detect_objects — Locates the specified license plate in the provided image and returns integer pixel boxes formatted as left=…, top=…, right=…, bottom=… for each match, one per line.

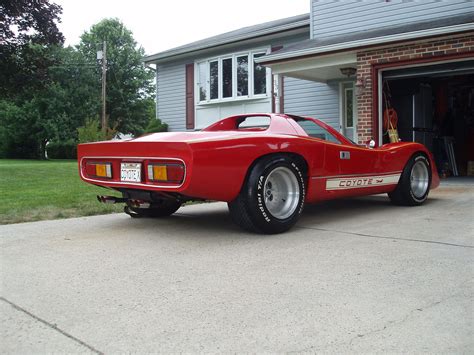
left=121, top=163, right=141, bottom=182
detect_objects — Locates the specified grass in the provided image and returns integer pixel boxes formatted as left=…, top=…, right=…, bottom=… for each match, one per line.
left=0, top=159, right=123, bottom=224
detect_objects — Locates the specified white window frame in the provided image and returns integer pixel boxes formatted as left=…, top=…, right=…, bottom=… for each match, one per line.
left=195, top=47, right=271, bottom=105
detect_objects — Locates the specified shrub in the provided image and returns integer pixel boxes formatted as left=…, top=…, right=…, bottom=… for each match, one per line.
left=46, top=139, right=77, bottom=159
left=144, top=118, right=168, bottom=134
left=0, top=100, right=41, bottom=158
left=77, top=118, right=107, bottom=143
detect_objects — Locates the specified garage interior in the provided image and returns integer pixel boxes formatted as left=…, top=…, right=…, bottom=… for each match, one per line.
left=383, top=60, right=474, bottom=177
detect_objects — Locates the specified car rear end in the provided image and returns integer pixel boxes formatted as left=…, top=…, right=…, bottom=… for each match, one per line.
left=78, top=139, right=195, bottom=209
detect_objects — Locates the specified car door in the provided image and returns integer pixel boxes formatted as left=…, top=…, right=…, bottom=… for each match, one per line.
left=317, top=140, right=380, bottom=199
left=290, top=116, right=385, bottom=201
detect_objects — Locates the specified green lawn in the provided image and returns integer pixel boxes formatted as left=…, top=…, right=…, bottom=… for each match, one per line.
left=0, top=159, right=123, bottom=224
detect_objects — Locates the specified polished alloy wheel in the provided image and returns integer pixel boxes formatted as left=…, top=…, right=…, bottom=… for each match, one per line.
left=264, top=167, right=300, bottom=219
left=410, top=160, right=429, bottom=198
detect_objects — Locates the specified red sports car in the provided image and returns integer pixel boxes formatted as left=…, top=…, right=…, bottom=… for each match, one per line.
left=78, top=114, right=439, bottom=234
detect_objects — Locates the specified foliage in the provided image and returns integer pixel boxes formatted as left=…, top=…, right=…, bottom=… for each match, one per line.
left=77, top=118, right=107, bottom=143
left=47, top=46, right=101, bottom=135
left=0, top=0, right=64, bottom=99
left=144, top=118, right=168, bottom=134
left=46, top=139, right=77, bottom=159
left=0, top=48, right=95, bottom=159
left=78, top=18, right=155, bottom=135
left=0, top=160, right=122, bottom=224
left=0, top=99, right=42, bottom=158
left=0, top=13, right=157, bottom=158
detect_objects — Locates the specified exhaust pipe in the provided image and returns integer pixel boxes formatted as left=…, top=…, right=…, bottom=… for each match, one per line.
left=97, top=195, right=127, bottom=204
left=128, top=199, right=151, bottom=209
left=123, top=200, right=152, bottom=218
left=97, top=195, right=151, bottom=209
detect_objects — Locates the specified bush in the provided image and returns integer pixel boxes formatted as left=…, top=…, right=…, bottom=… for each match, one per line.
left=144, top=118, right=168, bottom=134
left=77, top=118, right=107, bottom=143
left=0, top=99, right=41, bottom=158
left=46, top=139, right=77, bottom=159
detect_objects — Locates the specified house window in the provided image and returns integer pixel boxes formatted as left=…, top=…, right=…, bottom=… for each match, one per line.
left=253, top=53, right=266, bottom=95
left=209, top=60, right=218, bottom=100
left=222, top=58, right=233, bottom=98
left=345, top=88, right=354, bottom=128
left=237, top=55, right=248, bottom=96
left=197, top=62, right=207, bottom=101
left=196, top=49, right=268, bottom=103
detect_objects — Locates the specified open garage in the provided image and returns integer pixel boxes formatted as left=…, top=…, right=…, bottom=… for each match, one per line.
left=383, top=59, right=474, bottom=177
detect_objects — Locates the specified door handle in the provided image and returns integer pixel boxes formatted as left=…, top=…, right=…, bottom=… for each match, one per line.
left=340, top=151, right=351, bottom=160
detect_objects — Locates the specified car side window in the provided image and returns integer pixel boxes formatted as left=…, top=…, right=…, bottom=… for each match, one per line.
left=295, top=120, right=341, bottom=144
left=237, top=115, right=270, bottom=130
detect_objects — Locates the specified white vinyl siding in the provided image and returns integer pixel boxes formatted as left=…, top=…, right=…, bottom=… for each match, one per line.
left=156, top=61, right=186, bottom=131
left=311, top=0, right=473, bottom=39
left=284, top=77, right=340, bottom=130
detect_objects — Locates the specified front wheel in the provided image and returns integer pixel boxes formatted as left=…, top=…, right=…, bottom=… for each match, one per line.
left=228, top=155, right=306, bottom=234
left=388, top=153, right=431, bottom=206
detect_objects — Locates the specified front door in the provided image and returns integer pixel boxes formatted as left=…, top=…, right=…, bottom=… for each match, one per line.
left=341, top=82, right=357, bottom=142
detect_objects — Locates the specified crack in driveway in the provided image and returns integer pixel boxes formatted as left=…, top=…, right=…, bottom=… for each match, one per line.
left=1, top=297, right=104, bottom=354
left=296, top=225, right=474, bottom=249
left=290, top=279, right=473, bottom=353
left=346, top=280, right=473, bottom=347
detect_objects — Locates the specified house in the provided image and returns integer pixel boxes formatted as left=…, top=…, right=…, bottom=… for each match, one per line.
left=144, top=1, right=474, bottom=176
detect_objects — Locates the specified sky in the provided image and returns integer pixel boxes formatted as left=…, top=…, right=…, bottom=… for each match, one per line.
left=53, top=0, right=309, bottom=56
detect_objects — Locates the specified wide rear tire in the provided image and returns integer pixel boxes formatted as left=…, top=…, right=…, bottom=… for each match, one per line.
left=228, top=155, right=306, bottom=234
left=388, top=153, right=431, bottom=206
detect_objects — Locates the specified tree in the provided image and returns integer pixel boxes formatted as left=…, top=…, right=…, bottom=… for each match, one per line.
left=0, top=45, right=96, bottom=158
left=78, top=18, right=155, bottom=136
left=0, top=13, right=157, bottom=158
left=0, top=0, right=66, bottom=158
left=0, top=0, right=64, bottom=99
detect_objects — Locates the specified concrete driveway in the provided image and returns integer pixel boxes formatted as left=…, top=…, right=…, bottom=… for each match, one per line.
left=1, top=184, right=473, bottom=353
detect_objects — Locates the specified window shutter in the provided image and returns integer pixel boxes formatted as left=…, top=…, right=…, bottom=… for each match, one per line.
left=185, top=63, right=195, bottom=130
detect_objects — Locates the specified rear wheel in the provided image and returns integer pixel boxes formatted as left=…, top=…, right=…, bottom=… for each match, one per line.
left=228, top=155, right=306, bottom=234
left=388, top=153, right=431, bottom=206
left=124, top=199, right=181, bottom=218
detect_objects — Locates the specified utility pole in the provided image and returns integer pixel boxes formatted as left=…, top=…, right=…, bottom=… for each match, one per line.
left=100, top=41, right=107, bottom=134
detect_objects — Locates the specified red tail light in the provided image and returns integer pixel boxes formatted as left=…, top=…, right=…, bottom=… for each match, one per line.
left=85, top=162, right=112, bottom=179
left=147, top=162, right=185, bottom=184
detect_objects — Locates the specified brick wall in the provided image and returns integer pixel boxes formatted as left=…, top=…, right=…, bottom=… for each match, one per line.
left=356, top=33, right=474, bottom=144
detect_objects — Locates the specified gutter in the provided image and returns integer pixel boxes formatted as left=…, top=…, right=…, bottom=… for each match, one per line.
left=143, top=18, right=310, bottom=63
left=256, top=23, right=474, bottom=64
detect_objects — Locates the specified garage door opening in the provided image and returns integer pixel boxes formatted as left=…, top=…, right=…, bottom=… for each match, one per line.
left=382, top=60, right=474, bottom=177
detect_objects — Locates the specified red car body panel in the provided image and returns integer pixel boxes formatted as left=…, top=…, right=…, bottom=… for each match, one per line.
left=78, top=114, right=439, bottom=202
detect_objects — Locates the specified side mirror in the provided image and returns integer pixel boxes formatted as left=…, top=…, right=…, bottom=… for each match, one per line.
left=367, top=139, right=376, bottom=149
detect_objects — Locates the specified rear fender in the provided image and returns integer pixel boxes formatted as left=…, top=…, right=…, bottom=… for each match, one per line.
left=184, top=137, right=314, bottom=202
